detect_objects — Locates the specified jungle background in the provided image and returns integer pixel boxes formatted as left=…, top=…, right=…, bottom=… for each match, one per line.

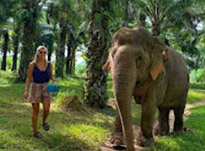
left=0, top=0, right=205, bottom=151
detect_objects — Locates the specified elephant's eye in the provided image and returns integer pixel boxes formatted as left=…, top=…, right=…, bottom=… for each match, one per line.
left=138, top=56, right=142, bottom=60
left=111, top=49, right=116, bottom=58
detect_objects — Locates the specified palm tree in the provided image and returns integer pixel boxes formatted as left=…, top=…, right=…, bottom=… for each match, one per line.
left=55, top=13, right=67, bottom=77
left=52, top=0, right=73, bottom=77
left=66, top=30, right=78, bottom=75
left=0, top=0, right=15, bottom=25
left=18, top=0, right=46, bottom=81
left=12, top=23, right=21, bottom=71
left=138, top=11, right=146, bottom=27
left=35, top=23, right=54, bottom=62
left=135, top=0, right=195, bottom=36
left=1, top=30, right=9, bottom=71
left=0, top=0, right=19, bottom=71
left=167, top=2, right=205, bottom=70
left=83, top=0, right=111, bottom=108
left=45, top=1, right=59, bottom=61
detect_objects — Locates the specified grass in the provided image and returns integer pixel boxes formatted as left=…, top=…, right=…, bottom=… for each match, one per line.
left=0, top=84, right=114, bottom=151
left=188, top=83, right=205, bottom=103
left=187, top=89, right=205, bottom=103
left=1, top=70, right=205, bottom=151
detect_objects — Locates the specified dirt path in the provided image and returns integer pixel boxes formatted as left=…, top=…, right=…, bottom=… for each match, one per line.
left=100, top=100, right=205, bottom=151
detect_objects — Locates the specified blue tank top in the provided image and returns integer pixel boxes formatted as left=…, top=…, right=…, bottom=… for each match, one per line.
left=33, top=62, right=50, bottom=83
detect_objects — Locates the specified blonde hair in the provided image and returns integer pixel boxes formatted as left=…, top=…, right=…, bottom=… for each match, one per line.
left=33, top=45, right=48, bottom=64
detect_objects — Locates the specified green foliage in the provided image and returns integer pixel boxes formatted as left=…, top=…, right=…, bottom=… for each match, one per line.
left=188, top=89, right=205, bottom=103
left=81, top=53, right=87, bottom=63
left=75, top=64, right=86, bottom=77
left=5, top=57, right=13, bottom=71
left=0, top=70, right=16, bottom=84
left=0, top=0, right=19, bottom=24
left=107, top=75, right=114, bottom=98
left=190, top=69, right=205, bottom=84
left=190, top=83, right=205, bottom=90
left=188, top=83, right=205, bottom=104
left=160, top=0, right=205, bottom=70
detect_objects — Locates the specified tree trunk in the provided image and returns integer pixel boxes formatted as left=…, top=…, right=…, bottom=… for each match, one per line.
left=48, top=51, right=52, bottom=61
left=151, top=5, right=161, bottom=37
left=1, top=31, right=9, bottom=71
left=139, top=12, right=146, bottom=27
left=152, top=18, right=161, bottom=36
left=18, top=1, right=38, bottom=81
left=83, top=0, right=110, bottom=108
left=46, top=35, right=54, bottom=62
left=66, top=33, right=77, bottom=75
left=48, top=22, right=57, bottom=61
left=55, top=16, right=67, bottom=77
left=66, top=39, right=72, bottom=75
left=72, top=48, right=76, bottom=73
left=12, top=27, right=20, bottom=71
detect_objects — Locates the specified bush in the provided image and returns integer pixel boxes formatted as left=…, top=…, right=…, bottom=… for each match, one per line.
left=190, top=69, right=205, bottom=84
left=0, top=70, right=16, bottom=84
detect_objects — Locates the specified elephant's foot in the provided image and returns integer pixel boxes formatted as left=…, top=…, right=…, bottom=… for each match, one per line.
left=154, top=126, right=169, bottom=136
left=153, top=122, right=169, bottom=136
left=136, top=131, right=154, bottom=147
left=109, top=132, right=125, bottom=147
left=136, top=136, right=154, bottom=147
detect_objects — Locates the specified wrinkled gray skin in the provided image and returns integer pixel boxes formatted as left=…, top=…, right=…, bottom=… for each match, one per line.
left=103, top=27, right=189, bottom=151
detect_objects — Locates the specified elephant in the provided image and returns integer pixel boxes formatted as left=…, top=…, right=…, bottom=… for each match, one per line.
left=103, top=26, right=189, bottom=151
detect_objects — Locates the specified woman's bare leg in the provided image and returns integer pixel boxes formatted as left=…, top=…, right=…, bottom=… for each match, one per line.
left=32, top=103, right=40, bottom=133
left=42, top=100, right=50, bottom=124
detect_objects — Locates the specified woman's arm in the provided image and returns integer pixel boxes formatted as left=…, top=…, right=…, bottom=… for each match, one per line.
left=24, top=62, right=34, bottom=99
left=50, top=63, right=56, bottom=82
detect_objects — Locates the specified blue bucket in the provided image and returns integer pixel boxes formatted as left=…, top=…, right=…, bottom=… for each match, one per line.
left=47, top=84, right=60, bottom=93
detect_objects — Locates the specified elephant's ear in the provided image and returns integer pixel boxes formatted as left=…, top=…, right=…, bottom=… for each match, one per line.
left=150, top=37, right=168, bottom=80
left=150, top=60, right=165, bottom=80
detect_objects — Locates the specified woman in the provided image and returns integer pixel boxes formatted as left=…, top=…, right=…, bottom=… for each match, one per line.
left=24, top=46, right=56, bottom=138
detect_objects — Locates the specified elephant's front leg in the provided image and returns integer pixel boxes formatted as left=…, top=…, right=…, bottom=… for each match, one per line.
left=110, top=108, right=125, bottom=147
left=136, top=90, right=157, bottom=147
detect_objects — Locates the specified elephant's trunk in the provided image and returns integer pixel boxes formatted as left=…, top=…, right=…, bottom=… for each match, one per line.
left=112, top=48, right=137, bottom=151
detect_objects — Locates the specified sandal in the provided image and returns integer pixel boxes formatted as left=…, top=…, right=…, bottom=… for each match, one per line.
left=43, top=123, right=50, bottom=131
left=33, top=132, right=42, bottom=138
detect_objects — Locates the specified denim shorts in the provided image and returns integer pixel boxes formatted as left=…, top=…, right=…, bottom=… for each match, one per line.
left=28, top=82, right=51, bottom=103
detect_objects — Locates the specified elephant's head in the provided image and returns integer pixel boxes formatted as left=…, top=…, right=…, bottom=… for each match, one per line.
left=105, top=27, right=168, bottom=150
left=107, top=26, right=168, bottom=82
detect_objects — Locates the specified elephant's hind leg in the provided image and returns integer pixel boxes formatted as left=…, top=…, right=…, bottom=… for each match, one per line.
left=154, top=107, right=170, bottom=136
left=173, top=105, right=185, bottom=132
